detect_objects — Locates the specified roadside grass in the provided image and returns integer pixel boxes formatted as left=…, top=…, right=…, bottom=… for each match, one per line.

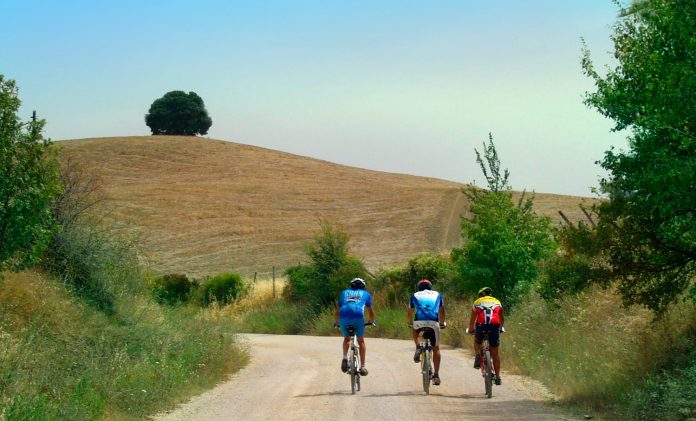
left=0, top=271, right=247, bottom=420
left=219, top=277, right=314, bottom=334
left=499, top=286, right=696, bottom=418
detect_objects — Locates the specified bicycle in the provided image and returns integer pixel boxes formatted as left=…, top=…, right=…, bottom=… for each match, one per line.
left=411, top=320, right=446, bottom=395
left=338, top=322, right=374, bottom=394
left=466, top=326, right=504, bottom=398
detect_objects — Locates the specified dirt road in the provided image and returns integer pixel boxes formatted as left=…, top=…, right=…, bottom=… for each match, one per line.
left=154, top=334, right=575, bottom=421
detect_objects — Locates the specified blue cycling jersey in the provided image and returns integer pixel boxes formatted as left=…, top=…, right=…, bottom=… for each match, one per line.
left=409, top=290, right=444, bottom=321
left=337, top=288, right=372, bottom=319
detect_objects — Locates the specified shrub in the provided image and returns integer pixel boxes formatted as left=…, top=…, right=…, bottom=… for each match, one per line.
left=43, top=223, right=142, bottom=314
left=374, top=253, right=458, bottom=303
left=284, top=221, right=366, bottom=311
left=150, top=273, right=199, bottom=305
left=199, top=272, right=248, bottom=307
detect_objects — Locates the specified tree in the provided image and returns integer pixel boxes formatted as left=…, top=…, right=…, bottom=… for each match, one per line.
left=0, top=75, right=61, bottom=271
left=579, top=0, right=696, bottom=311
left=284, top=220, right=366, bottom=310
left=145, top=91, right=212, bottom=136
left=454, top=134, right=555, bottom=307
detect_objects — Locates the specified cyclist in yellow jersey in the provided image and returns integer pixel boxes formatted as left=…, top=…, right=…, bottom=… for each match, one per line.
left=468, top=286, right=505, bottom=385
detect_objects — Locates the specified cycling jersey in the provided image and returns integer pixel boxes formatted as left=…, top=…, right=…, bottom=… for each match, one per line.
left=409, top=290, right=444, bottom=321
left=338, top=288, right=372, bottom=319
left=472, top=295, right=503, bottom=325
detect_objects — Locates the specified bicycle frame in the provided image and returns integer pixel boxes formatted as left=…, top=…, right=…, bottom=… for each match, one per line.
left=412, top=320, right=441, bottom=395
left=346, top=326, right=362, bottom=394
left=417, top=328, right=434, bottom=395
left=344, top=323, right=372, bottom=394
left=481, top=331, right=494, bottom=398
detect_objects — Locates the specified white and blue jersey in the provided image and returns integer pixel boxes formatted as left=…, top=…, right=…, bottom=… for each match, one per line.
left=338, top=288, right=372, bottom=336
left=409, top=290, right=444, bottom=321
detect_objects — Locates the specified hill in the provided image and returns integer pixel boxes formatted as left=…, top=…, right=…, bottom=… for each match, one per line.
left=58, top=136, right=594, bottom=277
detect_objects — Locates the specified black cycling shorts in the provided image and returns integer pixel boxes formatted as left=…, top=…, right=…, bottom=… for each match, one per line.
left=475, top=324, right=501, bottom=347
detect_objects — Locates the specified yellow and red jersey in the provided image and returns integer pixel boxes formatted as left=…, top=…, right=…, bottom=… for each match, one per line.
left=472, top=296, right=503, bottom=325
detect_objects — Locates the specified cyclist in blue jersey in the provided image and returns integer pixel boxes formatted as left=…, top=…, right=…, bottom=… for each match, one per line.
left=334, top=277, right=375, bottom=376
left=407, top=279, right=446, bottom=385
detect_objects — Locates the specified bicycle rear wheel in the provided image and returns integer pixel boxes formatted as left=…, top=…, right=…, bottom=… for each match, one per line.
left=422, top=349, right=431, bottom=395
left=484, top=350, right=493, bottom=398
left=350, top=349, right=359, bottom=394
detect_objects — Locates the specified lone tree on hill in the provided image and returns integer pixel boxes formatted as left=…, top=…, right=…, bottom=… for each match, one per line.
left=145, top=91, right=212, bottom=136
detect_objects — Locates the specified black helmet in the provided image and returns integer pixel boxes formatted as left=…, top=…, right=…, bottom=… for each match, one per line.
left=417, top=279, right=433, bottom=291
left=350, top=277, right=366, bottom=289
left=478, top=286, right=493, bottom=297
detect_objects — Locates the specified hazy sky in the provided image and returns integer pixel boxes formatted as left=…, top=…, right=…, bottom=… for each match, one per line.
left=2, top=1, right=629, bottom=196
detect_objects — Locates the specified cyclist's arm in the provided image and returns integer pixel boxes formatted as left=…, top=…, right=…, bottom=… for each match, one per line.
left=334, top=305, right=340, bottom=326
left=366, top=306, right=375, bottom=324
left=406, top=307, right=414, bottom=325
left=499, top=307, right=505, bottom=328
left=438, top=304, right=446, bottom=325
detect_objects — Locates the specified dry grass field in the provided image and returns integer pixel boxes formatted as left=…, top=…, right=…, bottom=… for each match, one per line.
left=58, top=136, right=595, bottom=277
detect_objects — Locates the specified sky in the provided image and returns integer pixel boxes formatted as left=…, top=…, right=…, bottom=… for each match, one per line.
left=2, top=1, right=630, bottom=196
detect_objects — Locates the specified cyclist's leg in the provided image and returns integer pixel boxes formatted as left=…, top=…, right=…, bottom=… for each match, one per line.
left=352, top=318, right=367, bottom=371
left=338, top=319, right=352, bottom=357
left=490, top=346, right=501, bottom=376
left=473, top=325, right=483, bottom=362
left=433, top=345, right=441, bottom=374
left=411, top=328, right=420, bottom=347
left=357, top=335, right=366, bottom=365
left=474, top=324, right=483, bottom=368
left=488, top=326, right=501, bottom=378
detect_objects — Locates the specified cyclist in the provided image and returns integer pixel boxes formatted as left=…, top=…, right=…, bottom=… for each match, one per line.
left=334, top=277, right=375, bottom=376
left=467, top=286, right=505, bottom=385
left=407, top=279, right=446, bottom=386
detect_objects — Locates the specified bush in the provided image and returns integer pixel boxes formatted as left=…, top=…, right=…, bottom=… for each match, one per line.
left=374, top=253, right=458, bottom=303
left=199, top=272, right=248, bottom=307
left=284, top=221, right=366, bottom=311
left=43, top=223, right=142, bottom=314
left=285, top=257, right=367, bottom=311
left=150, top=273, right=199, bottom=305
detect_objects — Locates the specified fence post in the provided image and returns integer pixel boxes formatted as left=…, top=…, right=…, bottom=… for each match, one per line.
left=272, top=266, right=276, bottom=299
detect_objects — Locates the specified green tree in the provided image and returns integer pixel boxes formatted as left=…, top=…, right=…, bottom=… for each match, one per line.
left=454, top=134, right=555, bottom=306
left=579, top=0, right=696, bottom=311
left=0, top=75, right=61, bottom=271
left=145, top=91, right=212, bottom=136
left=284, top=220, right=366, bottom=310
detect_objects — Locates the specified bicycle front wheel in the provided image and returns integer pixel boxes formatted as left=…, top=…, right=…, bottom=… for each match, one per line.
left=422, top=349, right=431, bottom=395
left=484, top=350, right=493, bottom=398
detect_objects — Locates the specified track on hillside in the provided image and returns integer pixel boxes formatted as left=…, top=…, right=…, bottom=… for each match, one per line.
left=153, top=334, right=575, bottom=420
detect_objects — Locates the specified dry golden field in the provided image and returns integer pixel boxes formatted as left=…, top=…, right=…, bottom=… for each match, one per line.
left=57, top=136, right=595, bottom=277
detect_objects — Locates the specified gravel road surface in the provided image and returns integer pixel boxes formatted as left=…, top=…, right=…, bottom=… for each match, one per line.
left=153, top=334, right=576, bottom=421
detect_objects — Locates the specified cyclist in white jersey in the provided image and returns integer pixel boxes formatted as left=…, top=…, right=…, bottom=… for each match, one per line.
left=407, top=279, right=446, bottom=385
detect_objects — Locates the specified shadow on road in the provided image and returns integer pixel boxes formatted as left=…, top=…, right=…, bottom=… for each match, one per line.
left=294, top=390, right=486, bottom=399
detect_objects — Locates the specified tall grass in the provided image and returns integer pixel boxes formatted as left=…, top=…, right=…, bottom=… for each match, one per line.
left=217, top=277, right=313, bottom=334
left=496, top=286, right=696, bottom=418
left=0, top=270, right=247, bottom=420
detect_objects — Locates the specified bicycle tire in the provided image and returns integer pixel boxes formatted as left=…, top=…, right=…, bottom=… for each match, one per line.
left=350, top=349, right=358, bottom=394
left=422, top=349, right=431, bottom=395
left=484, top=350, right=493, bottom=398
